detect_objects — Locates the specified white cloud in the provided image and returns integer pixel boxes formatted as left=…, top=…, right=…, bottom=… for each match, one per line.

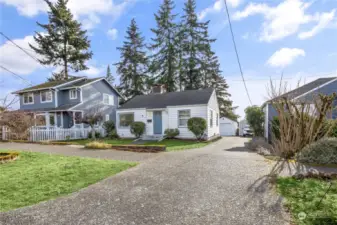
left=298, top=9, right=336, bottom=39
left=267, top=48, right=305, bottom=68
left=198, top=0, right=241, bottom=20
left=233, top=0, right=336, bottom=42
left=0, top=35, right=43, bottom=75
left=81, top=65, right=104, bottom=77
left=107, top=28, right=118, bottom=40
left=0, top=0, right=131, bottom=29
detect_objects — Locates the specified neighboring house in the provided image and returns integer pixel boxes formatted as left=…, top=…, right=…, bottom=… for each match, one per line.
left=116, top=86, right=220, bottom=140
left=219, top=117, right=238, bottom=136
left=12, top=76, right=122, bottom=128
left=263, top=77, right=337, bottom=141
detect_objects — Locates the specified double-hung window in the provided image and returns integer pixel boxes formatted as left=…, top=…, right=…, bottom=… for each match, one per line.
left=210, top=110, right=213, bottom=128
left=178, top=110, right=190, bottom=127
left=103, top=94, right=114, bottom=105
left=40, top=91, right=52, bottom=103
left=23, top=93, right=34, bottom=104
left=69, top=89, right=77, bottom=99
left=119, top=113, right=134, bottom=128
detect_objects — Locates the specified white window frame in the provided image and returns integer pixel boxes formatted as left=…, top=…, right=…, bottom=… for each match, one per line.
left=40, top=91, right=53, bottom=103
left=119, top=113, right=134, bottom=128
left=103, top=94, right=114, bottom=106
left=178, top=109, right=191, bottom=127
left=69, top=89, right=77, bottom=99
left=210, top=110, right=213, bottom=128
left=105, top=114, right=110, bottom=121
left=23, top=93, right=34, bottom=105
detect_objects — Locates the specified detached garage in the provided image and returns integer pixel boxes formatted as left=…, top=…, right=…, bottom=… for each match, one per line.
left=219, top=117, right=238, bottom=136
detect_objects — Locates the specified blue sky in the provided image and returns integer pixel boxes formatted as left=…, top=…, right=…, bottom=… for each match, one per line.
left=0, top=0, right=336, bottom=118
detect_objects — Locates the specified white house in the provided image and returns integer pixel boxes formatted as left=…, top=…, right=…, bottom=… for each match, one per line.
left=219, top=117, right=238, bottom=136
left=116, top=86, right=220, bottom=140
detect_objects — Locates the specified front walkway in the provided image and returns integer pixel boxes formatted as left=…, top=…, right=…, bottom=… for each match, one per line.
left=0, top=142, right=159, bottom=162
left=0, top=138, right=289, bottom=225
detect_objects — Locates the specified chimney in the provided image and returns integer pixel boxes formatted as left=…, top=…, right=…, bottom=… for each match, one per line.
left=152, top=84, right=166, bottom=94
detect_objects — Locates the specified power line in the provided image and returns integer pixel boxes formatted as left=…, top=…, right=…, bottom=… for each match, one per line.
left=223, top=0, right=253, bottom=105
left=0, top=31, right=48, bottom=69
left=0, top=64, right=33, bottom=86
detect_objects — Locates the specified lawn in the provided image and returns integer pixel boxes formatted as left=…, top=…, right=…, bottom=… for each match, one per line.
left=64, top=138, right=211, bottom=151
left=277, top=177, right=337, bottom=225
left=144, top=139, right=209, bottom=151
left=0, top=150, right=137, bottom=212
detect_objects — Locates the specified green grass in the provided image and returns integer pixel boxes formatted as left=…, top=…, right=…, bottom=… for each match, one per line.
left=66, top=139, right=134, bottom=145
left=0, top=150, right=137, bottom=212
left=277, top=177, right=337, bottom=225
left=144, top=139, right=209, bottom=151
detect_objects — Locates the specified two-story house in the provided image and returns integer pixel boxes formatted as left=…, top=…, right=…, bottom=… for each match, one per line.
left=12, top=76, right=122, bottom=128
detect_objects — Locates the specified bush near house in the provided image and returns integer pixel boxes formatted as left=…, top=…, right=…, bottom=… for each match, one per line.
left=244, top=106, right=264, bottom=137
left=103, top=121, right=115, bottom=134
left=88, top=131, right=101, bottom=139
left=130, top=121, right=146, bottom=138
left=187, top=117, right=207, bottom=140
left=296, top=138, right=337, bottom=164
left=164, top=128, right=180, bottom=139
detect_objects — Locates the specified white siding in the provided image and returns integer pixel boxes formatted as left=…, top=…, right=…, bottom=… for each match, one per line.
left=219, top=117, right=238, bottom=136
left=116, top=109, right=146, bottom=138
left=167, top=105, right=207, bottom=139
left=207, top=91, right=220, bottom=138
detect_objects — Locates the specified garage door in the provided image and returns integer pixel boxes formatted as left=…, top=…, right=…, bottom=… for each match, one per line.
left=220, top=123, right=235, bottom=136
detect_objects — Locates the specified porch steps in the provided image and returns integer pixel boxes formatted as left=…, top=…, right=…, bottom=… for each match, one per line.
left=141, top=135, right=165, bottom=142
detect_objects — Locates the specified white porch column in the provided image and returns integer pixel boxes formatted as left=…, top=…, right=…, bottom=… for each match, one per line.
left=61, top=112, right=64, bottom=128
left=73, top=111, right=75, bottom=128
left=46, top=112, right=50, bottom=127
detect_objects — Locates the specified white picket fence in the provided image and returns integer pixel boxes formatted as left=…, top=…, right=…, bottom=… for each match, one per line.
left=1, top=126, right=105, bottom=142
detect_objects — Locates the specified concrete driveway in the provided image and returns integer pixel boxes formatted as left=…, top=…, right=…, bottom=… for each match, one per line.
left=0, top=137, right=288, bottom=225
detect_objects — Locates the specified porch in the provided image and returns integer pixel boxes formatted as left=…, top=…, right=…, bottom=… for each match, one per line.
left=34, top=111, right=83, bottom=129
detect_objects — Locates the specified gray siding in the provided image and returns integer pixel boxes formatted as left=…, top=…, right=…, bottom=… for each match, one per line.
left=19, top=90, right=56, bottom=110
left=72, top=80, right=119, bottom=124
left=57, top=89, right=81, bottom=106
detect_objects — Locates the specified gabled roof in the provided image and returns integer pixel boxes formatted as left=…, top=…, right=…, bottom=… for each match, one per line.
left=59, top=77, right=102, bottom=89
left=12, top=76, right=85, bottom=94
left=118, top=88, right=214, bottom=110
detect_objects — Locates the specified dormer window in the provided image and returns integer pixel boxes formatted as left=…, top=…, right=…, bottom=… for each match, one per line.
left=40, top=91, right=52, bottom=103
left=70, top=89, right=77, bottom=99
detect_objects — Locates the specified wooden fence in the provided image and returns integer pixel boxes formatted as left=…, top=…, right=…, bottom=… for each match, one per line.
left=1, top=126, right=105, bottom=142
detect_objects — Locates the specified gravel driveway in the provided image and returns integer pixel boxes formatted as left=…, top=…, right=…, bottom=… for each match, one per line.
left=0, top=137, right=288, bottom=225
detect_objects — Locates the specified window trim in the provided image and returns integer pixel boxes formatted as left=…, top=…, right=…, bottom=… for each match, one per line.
left=178, top=109, right=191, bottom=127
left=69, top=89, right=77, bottom=99
left=40, top=91, right=53, bottom=103
left=118, top=112, right=134, bottom=128
left=105, top=114, right=110, bottom=121
left=210, top=110, right=213, bottom=128
left=103, top=94, right=114, bottom=106
left=23, top=93, right=34, bottom=105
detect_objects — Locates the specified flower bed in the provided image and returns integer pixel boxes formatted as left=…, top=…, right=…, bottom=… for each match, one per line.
left=0, top=152, right=19, bottom=163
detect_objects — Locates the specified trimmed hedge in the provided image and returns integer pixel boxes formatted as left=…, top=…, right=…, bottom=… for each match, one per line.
left=130, top=121, right=146, bottom=138
left=164, top=129, right=180, bottom=139
left=187, top=117, right=207, bottom=140
left=296, top=138, right=337, bottom=164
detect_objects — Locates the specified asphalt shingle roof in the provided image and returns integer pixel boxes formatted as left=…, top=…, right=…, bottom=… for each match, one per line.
left=60, top=77, right=103, bottom=89
left=13, top=77, right=84, bottom=93
left=119, top=88, right=214, bottom=109
left=18, top=103, right=78, bottom=112
left=279, top=77, right=337, bottom=99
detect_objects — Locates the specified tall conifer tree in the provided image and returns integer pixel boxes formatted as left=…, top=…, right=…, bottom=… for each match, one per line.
left=30, top=0, right=92, bottom=80
left=105, top=65, right=114, bottom=85
left=115, top=19, right=149, bottom=100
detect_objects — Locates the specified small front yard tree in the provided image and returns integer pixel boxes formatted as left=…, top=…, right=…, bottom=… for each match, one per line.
left=0, top=111, right=39, bottom=140
left=130, top=121, right=146, bottom=138
left=80, top=108, right=103, bottom=140
left=188, top=117, right=207, bottom=140
left=244, top=106, right=264, bottom=137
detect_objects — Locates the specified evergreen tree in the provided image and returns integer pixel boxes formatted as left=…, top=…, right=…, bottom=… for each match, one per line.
left=149, top=0, right=178, bottom=92
left=30, top=0, right=92, bottom=80
left=115, top=19, right=149, bottom=100
left=178, top=0, right=209, bottom=90
left=105, top=65, right=115, bottom=85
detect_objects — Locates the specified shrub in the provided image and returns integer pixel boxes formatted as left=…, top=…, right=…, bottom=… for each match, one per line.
left=187, top=117, right=207, bottom=140
left=130, top=121, right=146, bottom=138
left=296, top=138, right=337, bottom=164
left=328, top=120, right=337, bottom=138
left=85, top=141, right=112, bottom=149
left=164, top=128, right=179, bottom=139
left=271, top=116, right=280, bottom=140
left=103, top=121, right=115, bottom=135
left=244, top=106, right=264, bottom=137
left=87, top=131, right=101, bottom=139
left=108, top=130, right=119, bottom=139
